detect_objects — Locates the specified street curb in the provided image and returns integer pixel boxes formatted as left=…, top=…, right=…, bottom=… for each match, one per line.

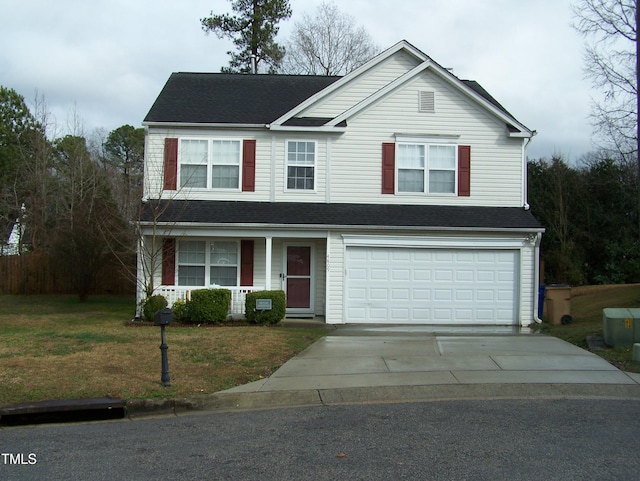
left=125, top=383, right=640, bottom=419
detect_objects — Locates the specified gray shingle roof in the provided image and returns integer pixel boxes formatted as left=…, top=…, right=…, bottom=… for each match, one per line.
left=140, top=200, right=542, bottom=231
left=143, top=73, right=520, bottom=128
left=144, top=73, right=341, bottom=124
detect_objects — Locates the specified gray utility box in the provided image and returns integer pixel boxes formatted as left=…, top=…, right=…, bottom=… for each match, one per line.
left=602, top=308, right=640, bottom=347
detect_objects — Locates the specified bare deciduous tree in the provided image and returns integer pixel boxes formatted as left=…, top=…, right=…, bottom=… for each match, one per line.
left=280, top=1, right=379, bottom=76
left=572, top=0, right=638, bottom=160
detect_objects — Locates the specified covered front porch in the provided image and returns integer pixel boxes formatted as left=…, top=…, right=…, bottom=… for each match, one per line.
left=138, top=231, right=328, bottom=320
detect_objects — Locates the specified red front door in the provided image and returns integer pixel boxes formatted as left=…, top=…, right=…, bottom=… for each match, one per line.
left=286, top=246, right=311, bottom=309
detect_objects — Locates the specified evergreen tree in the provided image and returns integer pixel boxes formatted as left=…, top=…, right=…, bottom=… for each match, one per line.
left=201, top=0, right=292, bottom=73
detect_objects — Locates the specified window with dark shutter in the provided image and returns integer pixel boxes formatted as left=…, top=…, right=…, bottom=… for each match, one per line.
left=161, top=238, right=176, bottom=286
left=242, top=140, right=256, bottom=192
left=458, top=145, right=471, bottom=196
left=240, top=240, right=254, bottom=286
left=382, top=142, right=395, bottom=194
left=163, top=138, right=178, bottom=190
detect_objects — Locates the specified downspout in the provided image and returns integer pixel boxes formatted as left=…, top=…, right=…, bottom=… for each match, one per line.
left=522, top=130, right=537, bottom=210
left=533, top=231, right=543, bottom=324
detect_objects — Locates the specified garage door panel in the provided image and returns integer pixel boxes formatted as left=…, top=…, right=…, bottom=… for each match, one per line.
left=345, top=246, right=518, bottom=324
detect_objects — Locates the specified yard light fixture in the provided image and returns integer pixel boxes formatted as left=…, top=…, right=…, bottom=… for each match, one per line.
left=153, top=307, right=173, bottom=387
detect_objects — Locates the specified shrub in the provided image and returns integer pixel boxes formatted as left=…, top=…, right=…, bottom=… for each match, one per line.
left=143, top=295, right=168, bottom=322
left=188, top=289, right=231, bottom=324
left=245, top=290, right=286, bottom=324
left=171, top=298, right=189, bottom=323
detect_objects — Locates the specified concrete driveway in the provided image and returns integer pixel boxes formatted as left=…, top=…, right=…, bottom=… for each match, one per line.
left=215, top=326, right=640, bottom=410
left=127, top=326, right=640, bottom=417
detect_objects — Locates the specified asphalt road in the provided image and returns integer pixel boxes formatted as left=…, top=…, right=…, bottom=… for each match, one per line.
left=2, top=398, right=640, bottom=480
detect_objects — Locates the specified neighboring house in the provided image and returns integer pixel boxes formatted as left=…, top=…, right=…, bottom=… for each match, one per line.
left=1, top=205, right=27, bottom=256
left=138, top=40, right=544, bottom=326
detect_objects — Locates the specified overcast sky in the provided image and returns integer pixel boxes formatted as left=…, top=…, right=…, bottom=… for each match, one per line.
left=1, top=0, right=595, bottom=161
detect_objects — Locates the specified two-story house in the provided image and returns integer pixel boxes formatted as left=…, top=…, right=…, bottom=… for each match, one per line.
left=138, top=40, right=544, bottom=326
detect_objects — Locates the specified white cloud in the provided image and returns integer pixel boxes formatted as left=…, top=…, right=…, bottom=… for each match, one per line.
left=1, top=0, right=596, bottom=160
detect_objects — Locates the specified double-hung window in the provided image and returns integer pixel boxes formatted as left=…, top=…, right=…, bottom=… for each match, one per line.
left=177, top=240, right=239, bottom=287
left=210, top=241, right=238, bottom=286
left=397, top=143, right=456, bottom=194
left=211, top=140, right=240, bottom=188
left=286, top=141, right=315, bottom=190
left=179, top=139, right=241, bottom=189
left=180, top=140, right=208, bottom=188
left=177, top=241, right=206, bottom=286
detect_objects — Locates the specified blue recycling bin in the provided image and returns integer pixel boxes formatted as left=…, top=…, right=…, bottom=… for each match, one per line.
left=538, top=285, right=546, bottom=319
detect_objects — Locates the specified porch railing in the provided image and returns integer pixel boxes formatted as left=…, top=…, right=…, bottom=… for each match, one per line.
left=154, top=286, right=265, bottom=317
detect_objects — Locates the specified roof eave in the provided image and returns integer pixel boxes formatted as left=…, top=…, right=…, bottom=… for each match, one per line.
left=139, top=220, right=544, bottom=234
left=142, top=121, right=268, bottom=130
left=267, top=124, right=347, bottom=133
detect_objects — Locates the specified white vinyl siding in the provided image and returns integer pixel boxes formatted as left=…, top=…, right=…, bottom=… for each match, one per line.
left=300, top=50, right=422, bottom=118
left=327, top=71, right=524, bottom=207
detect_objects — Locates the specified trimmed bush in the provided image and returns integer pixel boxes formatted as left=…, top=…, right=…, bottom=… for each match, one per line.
left=171, top=298, right=189, bottom=323
left=245, top=290, right=286, bottom=324
left=188, top=289, right=231, bottom=324
left=143, top=295, right=168, bottom=322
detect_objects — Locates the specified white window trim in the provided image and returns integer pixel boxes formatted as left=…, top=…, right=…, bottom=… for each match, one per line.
left=176, top=239, right=240, bottom=287
left=284, top=139, right=317, bottom=193
left=178, top=138, right=243, bottom=191
left=395, top=141, right=458, bottom=196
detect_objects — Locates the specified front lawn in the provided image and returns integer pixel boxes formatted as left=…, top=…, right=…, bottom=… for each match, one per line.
left=0, top=296, right=327, bottom=405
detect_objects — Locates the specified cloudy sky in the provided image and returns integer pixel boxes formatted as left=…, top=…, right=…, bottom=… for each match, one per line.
left=1, top=0, right=594, bottom=161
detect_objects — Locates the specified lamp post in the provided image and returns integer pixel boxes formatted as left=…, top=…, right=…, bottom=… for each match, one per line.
left=153, top=307, right=172, bottom=387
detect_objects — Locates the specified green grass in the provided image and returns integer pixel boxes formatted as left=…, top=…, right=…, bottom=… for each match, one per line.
left=0, top=295, right=327, bottom=404
left=540, top=284, right=640, bottom=373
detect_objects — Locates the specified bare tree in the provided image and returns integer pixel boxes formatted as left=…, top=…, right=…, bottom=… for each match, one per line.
left=572, top=0, right=638, bottom=160
left=280, top=1, right=379, bottom=76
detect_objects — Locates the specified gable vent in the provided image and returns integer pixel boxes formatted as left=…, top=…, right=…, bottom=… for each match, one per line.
left=419, top=91, right=435, bottom=113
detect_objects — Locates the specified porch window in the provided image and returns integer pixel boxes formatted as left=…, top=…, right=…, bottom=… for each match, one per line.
left=286, top=141, right=315, bottom=190
left=176, top=240, right=240, bottom=287
left=177, top=240, right=206, bottom=286
left=210, top=241, right=239, bottom=286
left=179, top=139, right=241, bottom=189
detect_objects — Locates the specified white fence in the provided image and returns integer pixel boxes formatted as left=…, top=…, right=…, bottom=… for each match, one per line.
left=155, top=285, right=264, bottom=317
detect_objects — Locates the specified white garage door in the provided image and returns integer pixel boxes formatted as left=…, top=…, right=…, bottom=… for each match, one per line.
left=345, top=247, right=519, bottom=324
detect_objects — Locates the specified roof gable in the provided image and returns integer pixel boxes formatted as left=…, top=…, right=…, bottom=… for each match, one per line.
left=143, top=40, right=531, bottom=136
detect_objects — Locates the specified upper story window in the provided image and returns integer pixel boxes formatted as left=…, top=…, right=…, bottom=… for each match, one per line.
left=179, top=139, right=241, bottom=189
left=286, top=141, right=315, bottom=190
left=397, top=143, right=456, bottom=194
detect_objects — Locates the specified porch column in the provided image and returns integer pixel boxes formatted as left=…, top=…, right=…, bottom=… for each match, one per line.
left=265, top=236, right=272, bottom=290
